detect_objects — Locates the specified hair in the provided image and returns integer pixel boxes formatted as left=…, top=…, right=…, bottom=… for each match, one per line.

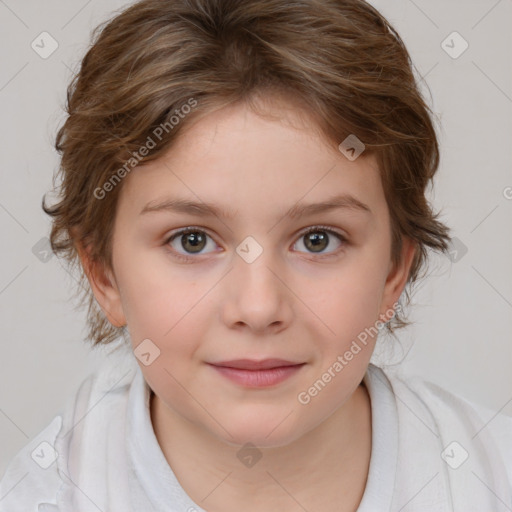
left=43, top=0, right=451, bottom=347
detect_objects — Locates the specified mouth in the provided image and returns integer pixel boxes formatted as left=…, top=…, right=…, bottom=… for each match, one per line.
left=207, top=359, right=306, bottom=388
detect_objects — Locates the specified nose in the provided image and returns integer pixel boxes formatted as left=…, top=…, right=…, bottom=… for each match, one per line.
left=220, top=248, right=293, bottom=335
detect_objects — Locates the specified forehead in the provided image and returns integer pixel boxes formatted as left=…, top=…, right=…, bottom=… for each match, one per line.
left=117, top=99, right=386, bottom=225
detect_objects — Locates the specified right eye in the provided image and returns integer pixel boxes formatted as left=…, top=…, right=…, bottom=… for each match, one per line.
left=164, top=227, right=220, bottom=261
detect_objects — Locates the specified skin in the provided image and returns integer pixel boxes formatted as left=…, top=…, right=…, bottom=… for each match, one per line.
left=79, top=95, right=416, bottom=512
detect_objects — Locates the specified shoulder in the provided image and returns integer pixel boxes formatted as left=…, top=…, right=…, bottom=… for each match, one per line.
left=0, top=414, right=63, bottom=511
left=0, top=343, right=138, bottom=511
left=381, top=364, right=512, bottom=448
left=404, top=370, right=512, bottom=475
left=367, top=363, right=512, bottom=504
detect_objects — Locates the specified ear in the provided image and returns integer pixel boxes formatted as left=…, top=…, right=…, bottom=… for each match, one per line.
left=75, top=240, right=127, bottom=328
left=379, top=236, right=417, bottom=320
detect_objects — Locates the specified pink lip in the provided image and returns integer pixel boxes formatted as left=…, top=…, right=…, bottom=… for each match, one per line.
left=208, top=359, right=306, bottom=387
left=211, top=358, right=302, bottom=370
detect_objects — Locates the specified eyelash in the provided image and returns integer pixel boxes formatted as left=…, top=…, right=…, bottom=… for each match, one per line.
left=164, top=225, right=348, bottom=263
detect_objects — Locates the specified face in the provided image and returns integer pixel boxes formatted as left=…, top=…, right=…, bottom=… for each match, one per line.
left=87, top=97, right=415, bottom=448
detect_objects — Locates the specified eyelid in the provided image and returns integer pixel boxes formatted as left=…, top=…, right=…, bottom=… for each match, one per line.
left=296, top=224, right=347, bottom=240
left=164, top=226, right=221, bottom=257
left=162, top=228, right=211, bottom=264
left=292, top=224, right=348, bottom=258
left=165, top=224, right=348, bottom=242
left=164, top=224, right=348, bottom=261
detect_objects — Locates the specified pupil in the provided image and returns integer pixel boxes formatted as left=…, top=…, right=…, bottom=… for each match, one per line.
left=179, top=231, right=329, bottom=254
left=183, top=231, right=205, bottom=253
left=306, top=231, right=327, bottom=252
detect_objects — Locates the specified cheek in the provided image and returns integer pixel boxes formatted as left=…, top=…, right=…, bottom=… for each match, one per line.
left=123, top=269, right=208, bottom=403
left=306, top=261, right=386, bottom=341
left=115, top=254, right=207, bottom=348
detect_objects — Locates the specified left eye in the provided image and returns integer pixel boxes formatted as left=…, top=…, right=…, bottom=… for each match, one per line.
left=293, top=227, right=346, bottom=255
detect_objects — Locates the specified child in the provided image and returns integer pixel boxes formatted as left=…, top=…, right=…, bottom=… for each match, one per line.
left=1, top=0, right=511, bottom=510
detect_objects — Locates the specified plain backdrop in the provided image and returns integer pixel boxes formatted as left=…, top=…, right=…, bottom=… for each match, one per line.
left=1, top=0, right=511, bottom=478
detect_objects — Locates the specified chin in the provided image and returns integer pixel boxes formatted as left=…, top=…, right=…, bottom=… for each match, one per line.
left=211, top=411, right=308, bottom=449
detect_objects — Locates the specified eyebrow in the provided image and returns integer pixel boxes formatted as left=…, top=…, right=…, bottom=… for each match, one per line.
left=139, top=193, right=372, bottom=219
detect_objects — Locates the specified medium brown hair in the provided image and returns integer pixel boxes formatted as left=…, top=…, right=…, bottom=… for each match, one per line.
left=43, top=0, right=451, bottom=346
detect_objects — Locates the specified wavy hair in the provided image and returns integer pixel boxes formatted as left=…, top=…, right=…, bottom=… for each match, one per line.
left=43, top=0, right=451, bottom=346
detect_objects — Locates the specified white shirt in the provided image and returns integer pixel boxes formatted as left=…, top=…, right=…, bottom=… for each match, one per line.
left=1, top=343, right=511, bottom=511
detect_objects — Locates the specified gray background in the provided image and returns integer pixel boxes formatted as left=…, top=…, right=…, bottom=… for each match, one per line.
left=1, top=0, right=511, bottom=478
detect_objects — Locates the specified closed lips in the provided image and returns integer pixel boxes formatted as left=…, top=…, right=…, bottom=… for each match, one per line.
left=209, top=359, right=304, bottom=370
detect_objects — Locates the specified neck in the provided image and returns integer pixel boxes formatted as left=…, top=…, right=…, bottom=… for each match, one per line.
left=150, top=381, right=372, bottom=512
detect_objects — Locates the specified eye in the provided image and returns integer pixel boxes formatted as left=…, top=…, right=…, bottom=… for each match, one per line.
left=164, top=225, right=348, bottom=263
left=292, top=226, right=347, bottom=256
left=165, top=227, right=218, bottom=261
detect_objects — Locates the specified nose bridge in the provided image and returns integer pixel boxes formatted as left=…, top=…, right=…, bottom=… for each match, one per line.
left=234, top=238, right=281, bottom=301
left=222, top=237, right=291, bottom=331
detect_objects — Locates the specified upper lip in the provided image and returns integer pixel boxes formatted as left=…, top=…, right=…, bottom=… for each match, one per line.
left=209, top=359, right=304, bottom=370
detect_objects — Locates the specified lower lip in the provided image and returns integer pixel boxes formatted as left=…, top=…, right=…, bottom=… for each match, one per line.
left=209, top=364, right=305, bottom=388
